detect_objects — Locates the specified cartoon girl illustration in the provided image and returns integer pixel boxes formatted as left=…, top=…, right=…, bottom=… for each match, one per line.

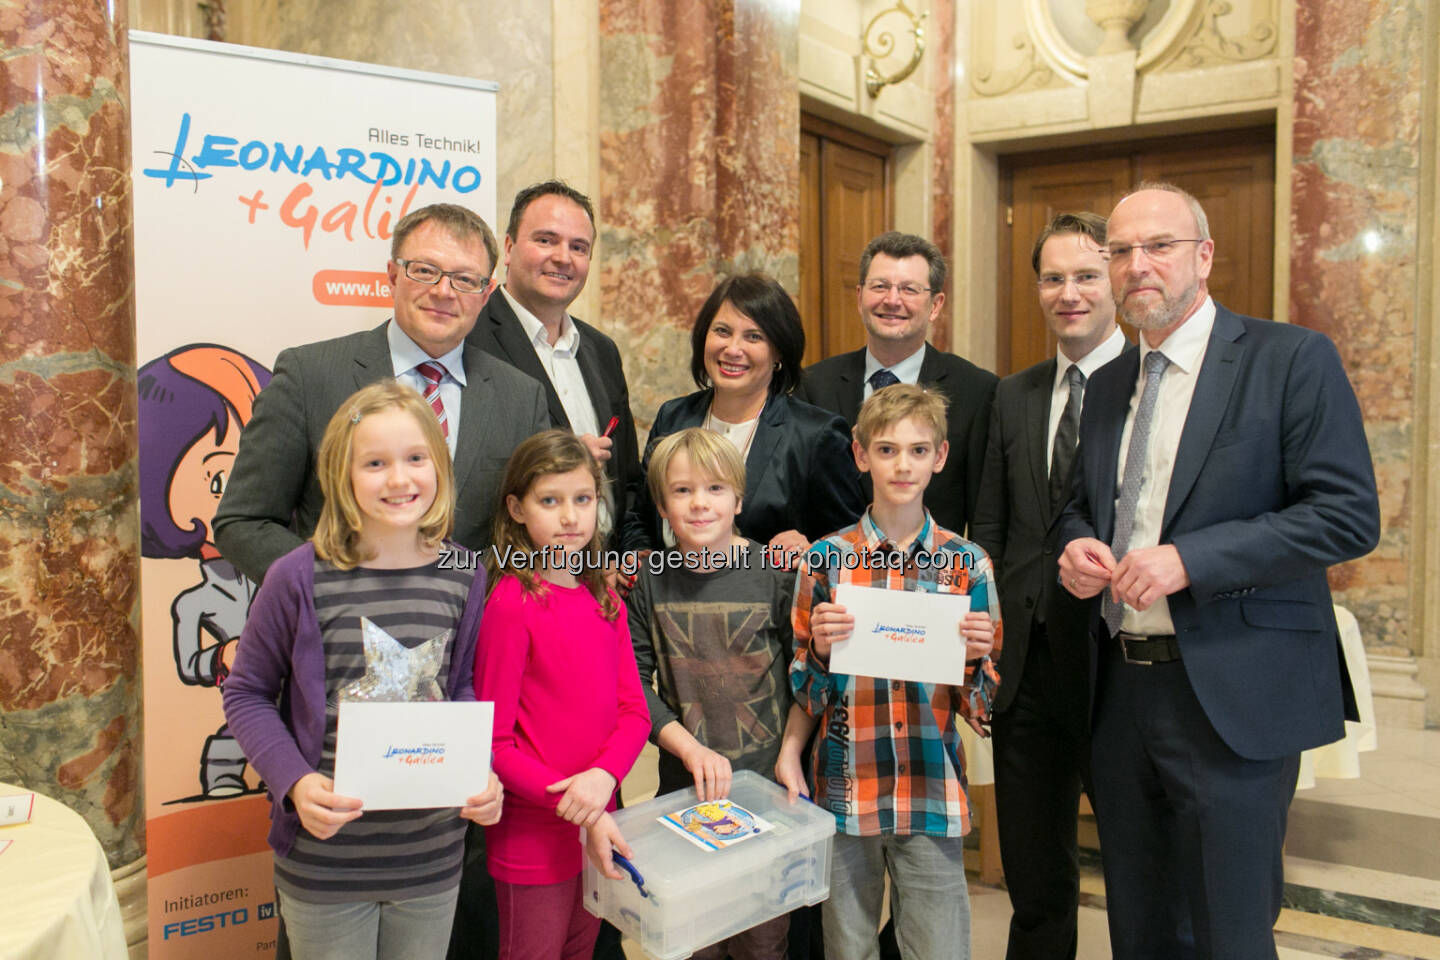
left=139, top=344, right=271, bottom=799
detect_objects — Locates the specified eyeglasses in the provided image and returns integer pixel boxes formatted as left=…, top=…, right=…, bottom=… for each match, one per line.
left=395, top=258, right=491, bottom=294
left=1103, top=239, right=1203, bottom=264
left=1037, top=272, right=1106, bottom=293
left=862, top=280, right=933, bottom=299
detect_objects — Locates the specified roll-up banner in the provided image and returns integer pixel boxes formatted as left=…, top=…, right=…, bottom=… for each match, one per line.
left=129, top=32, right=497, bottom=957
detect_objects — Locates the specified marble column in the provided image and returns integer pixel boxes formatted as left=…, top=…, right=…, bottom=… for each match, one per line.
left=930, top=0, right=955, bottom=353
left=598, top=0, right=802, bottom=424
left=1290, top=0, right=1426, bottom=722
left=0, top=0, right=144, bottom=862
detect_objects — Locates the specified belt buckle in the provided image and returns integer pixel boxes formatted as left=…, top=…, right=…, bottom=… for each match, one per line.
left=1118, top=632, right=1157, bottom=667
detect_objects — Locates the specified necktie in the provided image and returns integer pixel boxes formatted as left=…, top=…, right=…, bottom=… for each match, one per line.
left=414, top=361, right=449, bottom=440
left=869, top=368, right=901, bottom=391
left=1103, top=350, right=1170, bottom=636
left=1048, top=365, right=1085, bottom=509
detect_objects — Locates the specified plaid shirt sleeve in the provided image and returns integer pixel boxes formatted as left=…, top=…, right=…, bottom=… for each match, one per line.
left=789, top=547, right=843, bottom=717
left=951, top=544, right=1002, bottom=722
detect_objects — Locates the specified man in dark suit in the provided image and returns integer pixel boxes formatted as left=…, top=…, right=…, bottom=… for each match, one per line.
left=1057, top=183, right=1380, bottom=959
left=215, top=203, right=549, bottom=582
left=468, top=180, right=640, bottom=538
left=972, top=212, right=1127, bottom=959
left=797, top=231, right=997, bottom=535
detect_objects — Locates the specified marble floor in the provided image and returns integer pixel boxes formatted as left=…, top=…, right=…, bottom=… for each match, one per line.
left=616, top=724, right=1440, bottom=958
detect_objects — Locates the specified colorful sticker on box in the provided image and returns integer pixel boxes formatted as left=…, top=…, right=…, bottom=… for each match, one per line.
left=658, top=799, right=774, bottom=852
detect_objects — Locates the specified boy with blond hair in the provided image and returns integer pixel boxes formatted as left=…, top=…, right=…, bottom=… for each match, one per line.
left=778, top=384, right=1001, bottom=960
left=629, top=427, right=803, bottom=960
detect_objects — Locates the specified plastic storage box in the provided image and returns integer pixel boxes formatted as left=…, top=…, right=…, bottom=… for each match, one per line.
left=583, top=770, right=835, bottom=960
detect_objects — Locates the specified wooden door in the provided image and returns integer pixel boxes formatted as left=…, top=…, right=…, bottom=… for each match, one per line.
left=799, top=116, right=891, bottom=365
left=1000, top=128, right=1276, bottom=375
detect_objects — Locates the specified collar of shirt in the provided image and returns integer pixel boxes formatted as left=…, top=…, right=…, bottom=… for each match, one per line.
left=858, top=506, right=936, bottom=559
left=1138, top=294, right=1216, bottom=377
left=863, top=343, right=926, bottom=391
left=386, top=319, right=468, bottom=386
left=504, top=287, right=580, bottom=356
left=1054, top=324, right=1128, bottom=388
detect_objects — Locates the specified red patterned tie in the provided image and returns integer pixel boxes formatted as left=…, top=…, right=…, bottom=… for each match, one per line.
left=414, top=361, right=449, bottom=439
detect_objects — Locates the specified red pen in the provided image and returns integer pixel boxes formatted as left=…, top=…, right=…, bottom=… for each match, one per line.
left=602, top=416, right=620, bottom=438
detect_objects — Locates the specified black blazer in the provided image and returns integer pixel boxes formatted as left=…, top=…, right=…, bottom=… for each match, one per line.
left=797, top=344, right=998, bottom=535
left=213, top=322, right=550, bottom=583
left=1058, top=305, right=1380, bottom=760
left=620, top=390, right=866, bottom=551
left=468, top=292, right=642, bottom=526
left=971, top=357, right=1093, bottom=718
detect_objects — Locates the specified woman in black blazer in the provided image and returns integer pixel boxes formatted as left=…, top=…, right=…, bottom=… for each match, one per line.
left=622, top=273, right=865, bottom=561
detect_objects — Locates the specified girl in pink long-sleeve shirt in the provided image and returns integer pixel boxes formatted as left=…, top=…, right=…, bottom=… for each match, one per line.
left=476, top=430, right=649, bottom=960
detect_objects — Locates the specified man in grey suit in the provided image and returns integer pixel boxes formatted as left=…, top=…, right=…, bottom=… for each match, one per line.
left=972, top=212, right=1126, bottom=959
left=214, top=203, right=549, bottom=583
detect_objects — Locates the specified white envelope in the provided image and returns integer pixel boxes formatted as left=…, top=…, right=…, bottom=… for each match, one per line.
left=333, top=701, right=494, bottom=810
left=829, top=584, right=972, bottom=685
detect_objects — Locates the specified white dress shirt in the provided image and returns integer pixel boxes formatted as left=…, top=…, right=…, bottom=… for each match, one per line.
left=388, top=320, right=466, bottom=459
left=1113, top=296, right=1217, bottom=635
left=862, top=344, right=927, bottom=398
left=503, top=288, right=600, bottom=438
left=1046, top=326, right=1128, bottom=474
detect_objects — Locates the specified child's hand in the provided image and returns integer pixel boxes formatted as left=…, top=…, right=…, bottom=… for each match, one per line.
left=960, top=611, right=995, bottom=661
left=584, top=812, right=633, bottom=881
left=774, top=747, right=810, bottom=803
left=681, top=743, right=732, bottom=801
left=460, top=772, right=504, bottom=826
left=808, top=601, right=854, bottom=659
left=546, top=767, right=618, bottom=827
left=289, top=772, right=362, bottom=840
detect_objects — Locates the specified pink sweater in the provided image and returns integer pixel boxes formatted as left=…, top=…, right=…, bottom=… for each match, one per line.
left=476, top=575, right=650, bottom=884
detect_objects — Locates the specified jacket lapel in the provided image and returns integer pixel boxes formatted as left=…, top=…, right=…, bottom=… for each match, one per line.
left=484, top=295, right=571, bottom=429
left=574, top=326, right=615, bottom=428
left=745, top=394, right=786, bottom=494
left=354, top=323, right=392, bottom=390
left=1026, top=360, right=1057, bottom=524
left=452, top=343, right=492, bottom=494
left=836, top=349, right=866, bottom=426
left=1092, top=346, right=1138, bottom=542
left=1163, top=307, right=1245, bottom=534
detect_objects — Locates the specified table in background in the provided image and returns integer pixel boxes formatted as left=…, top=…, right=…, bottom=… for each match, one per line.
left=0, top=783, right=128, bottom=960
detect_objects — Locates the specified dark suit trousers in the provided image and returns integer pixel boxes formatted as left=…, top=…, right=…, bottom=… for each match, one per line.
left=1091, top=641, right=1300, bottom=960
left=992, top=627, right=1092, bottom=960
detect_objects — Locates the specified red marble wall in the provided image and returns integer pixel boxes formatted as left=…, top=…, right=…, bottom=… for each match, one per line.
left=1291, top=0, right=1421, bottom=651
left=929, top=0, right=955, bottom=353
left=598, top=0, right=801, bottom=428
left=0, top=1, right=142, bottom=862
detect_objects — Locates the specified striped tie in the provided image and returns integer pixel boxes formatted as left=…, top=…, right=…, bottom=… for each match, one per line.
left=415, top=361, right=449, bottom=439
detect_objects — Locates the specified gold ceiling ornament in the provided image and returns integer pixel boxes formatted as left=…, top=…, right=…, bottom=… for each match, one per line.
left=1085, top=0, right=1151, bottom=54
left=863, top=1, right=929, bottom=98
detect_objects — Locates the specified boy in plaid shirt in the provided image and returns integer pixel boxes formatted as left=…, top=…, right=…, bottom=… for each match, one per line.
left=777, top=384, right=1000, bottom=960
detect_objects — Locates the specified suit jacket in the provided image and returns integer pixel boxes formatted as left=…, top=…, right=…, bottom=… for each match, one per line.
left=972, top=357, right=1092, bottom=718
left=797, top=344, right=998, bottom=535
left=1057, top=305, right=1380, bottom=760
left=213, top=321, right=550, bottom=583
left=620, top=389, right=866, bottom=551
left=469, top=293, right=642, bottom=524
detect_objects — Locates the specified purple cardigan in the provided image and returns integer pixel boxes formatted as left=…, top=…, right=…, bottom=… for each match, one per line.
left=222, top=542, right=484, bottom=855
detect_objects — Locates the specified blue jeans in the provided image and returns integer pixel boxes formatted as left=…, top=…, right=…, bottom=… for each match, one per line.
left=278, top=886, right=459, bottom=960
left=823, top=833, right=971, bottom=960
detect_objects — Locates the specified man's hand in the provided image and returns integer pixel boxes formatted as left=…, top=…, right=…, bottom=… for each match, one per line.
left=807, top=601, right=854, bottom=659
left=579, top=433, right=614, bottom=463
left=681, top=742, right=732, bottom=801
left=1109, top=544, right=1189, bottom=610
left=546, top=767, right=617, bottom=827
left=583, top=812, right=632, bottom=881
left=460, top=771, right=504, bottom=826
left=288, top=772, right=362, bottom=840
left=1059, top=538, right=1115, bottom=598
left=959, top=611, right=995, bottom=661
left=766, top=529, right=810, bottom=570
